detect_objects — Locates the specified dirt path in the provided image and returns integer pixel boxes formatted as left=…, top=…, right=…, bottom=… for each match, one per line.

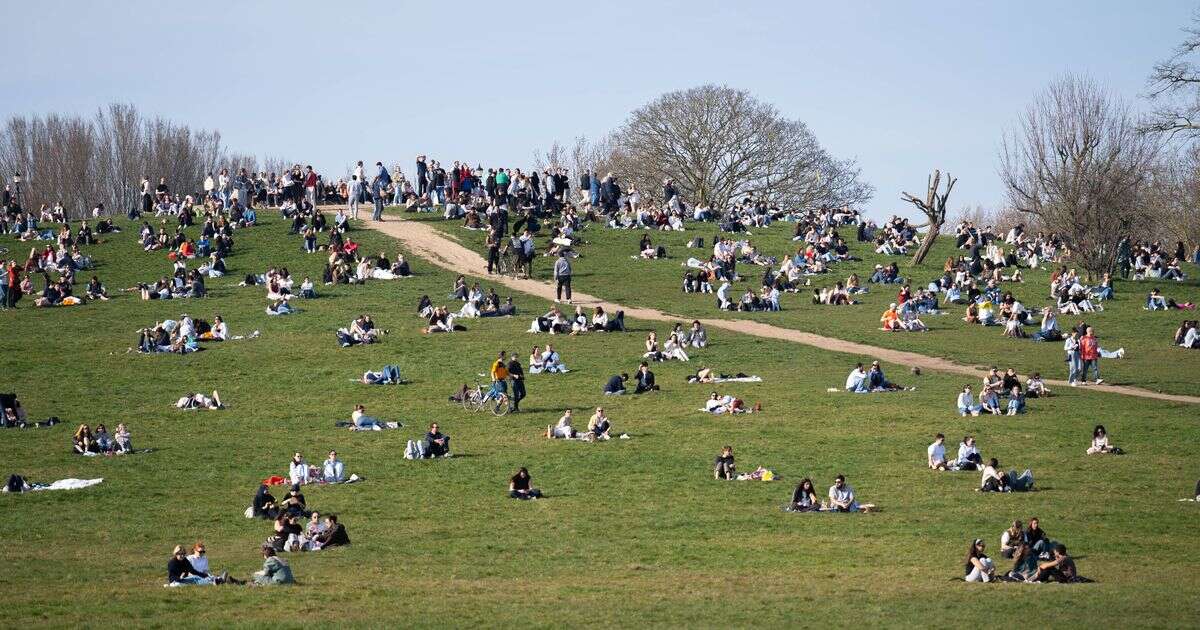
left=357, top=215, right=1200, bottom=405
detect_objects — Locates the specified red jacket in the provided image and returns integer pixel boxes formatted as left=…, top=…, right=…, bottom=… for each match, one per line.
left=1080, top=335, right=1099, bottom=361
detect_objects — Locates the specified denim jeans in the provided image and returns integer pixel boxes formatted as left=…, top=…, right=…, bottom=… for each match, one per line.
left=1081, top=359, right=1100, bottom=382
left=1067, top=353, right=1082, bottom=382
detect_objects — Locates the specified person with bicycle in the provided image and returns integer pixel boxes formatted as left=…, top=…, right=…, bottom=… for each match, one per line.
left=487, top=351, right=509, bottom=402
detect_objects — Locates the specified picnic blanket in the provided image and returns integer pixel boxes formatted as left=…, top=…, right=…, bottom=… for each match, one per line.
left=712, top=376, right=762, bottom=383
left=334, top=421, right=403, bottom=431
left=3, top=478, right=104, bottom=492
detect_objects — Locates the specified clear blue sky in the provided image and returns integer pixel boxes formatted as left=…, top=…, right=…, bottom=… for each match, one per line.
left=1, top=0, right=1193, bottom=218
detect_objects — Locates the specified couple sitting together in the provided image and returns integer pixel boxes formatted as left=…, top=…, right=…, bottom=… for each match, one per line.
left=547, top=407, right=614, bottom=441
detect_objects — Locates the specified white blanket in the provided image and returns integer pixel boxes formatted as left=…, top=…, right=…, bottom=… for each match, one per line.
left=4, top=478, right=105, bottom=492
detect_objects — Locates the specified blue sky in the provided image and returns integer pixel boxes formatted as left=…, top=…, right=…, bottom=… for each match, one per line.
left=1, top=0, right=1193, bottom=218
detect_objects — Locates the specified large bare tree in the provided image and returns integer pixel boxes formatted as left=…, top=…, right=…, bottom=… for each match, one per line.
left=1144, top=10, right=1200, bottom=138
left=1000, top=75, right=1162, bottom=280
left=902, top=169, right=956, bottom=265
left=603, top=85, right=871, bottom=209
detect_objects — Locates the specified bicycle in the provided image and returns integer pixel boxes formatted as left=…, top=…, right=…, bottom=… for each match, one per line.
left=462, top=380, right=510, bottom=416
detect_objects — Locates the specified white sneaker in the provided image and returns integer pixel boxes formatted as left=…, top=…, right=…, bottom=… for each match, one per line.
left=1095, top=379, right=1104, bottom=385
left=1070, top=381, right=1078, bottom=387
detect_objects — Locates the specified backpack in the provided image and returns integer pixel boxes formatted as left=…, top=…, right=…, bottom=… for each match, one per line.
left=404, top=440, right=419, bottom=460
left=656, top=245, right=667, bottom=258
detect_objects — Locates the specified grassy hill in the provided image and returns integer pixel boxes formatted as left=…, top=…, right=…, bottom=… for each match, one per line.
left=410, top=212, right=1200, bottom=397
left=0, top=213, right=1198, bottom=627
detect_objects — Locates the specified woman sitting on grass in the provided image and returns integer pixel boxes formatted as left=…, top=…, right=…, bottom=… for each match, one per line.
left=980, top=458, right=1035, bottom=492
left=954, top=435, right=983, bottom=471
left=957, top=385, right=982, bottom=416
left=788, top=478, right=820, bottom=512
left=1005, top=386, right=1026, bottom=415
left=167, top=544, right=213, bottom=586
left=714, top=446, right=736, bottom=480
left=1086, top=424, right=1123, bottom=454
left=964, top=538, right=996, bottom=582
left=73, top=424, right=97, bottom=454
left=1025, top=373, right=1050, bottom=398
left=509, top=467, right=542, bottom=500
left=979, top=385, right=1002, bottom=415
left=547, top=409, right=576, bottom=439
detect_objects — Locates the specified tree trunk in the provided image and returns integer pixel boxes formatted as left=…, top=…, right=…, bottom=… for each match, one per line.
left=911, top=224, right=939, bottom=265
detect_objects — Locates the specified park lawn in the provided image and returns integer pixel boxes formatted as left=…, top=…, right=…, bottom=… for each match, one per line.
left=1, top=214, right=1198, bottom=628
left=406, top=209, right=1200, bottom=397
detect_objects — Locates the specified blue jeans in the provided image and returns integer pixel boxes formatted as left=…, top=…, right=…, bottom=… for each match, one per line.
left=1067, top=353, right=1082, bottom=383
left=355, top=415, right=383, bottom=429
left=1081, top=359, right=1100, bottom=382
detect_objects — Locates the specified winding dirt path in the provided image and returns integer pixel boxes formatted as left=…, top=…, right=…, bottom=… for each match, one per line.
left=358, top=215, right=1200, bottom=405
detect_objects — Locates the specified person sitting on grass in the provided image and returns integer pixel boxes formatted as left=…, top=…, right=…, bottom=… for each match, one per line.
left=865, top=361, right=906, bottom=392
left=252, top=484, right=279, bottom=520
left=1030, top=544, right=1079, bottom=583
left=979, top=385, right=1002, bottom=415
left=880, top=303, right=902, bottom=331
left=1006, top=386, right=1026, bottom=416
left=1086, top=424, right=1122, bottom=454
left=539, top=344, right=569, bottom=373
left=928, top=434, right=948, bottom=470
left=957, top=385, right=982, bottom=416
left=964, top=538, right=996, bottom=582
left=424, top=423, right=451, bottom=457
left=1000, top=520, right=1024, bottom=559
left=313, top=514, right=350, bottom=549
left=176, top=391, right=223, bottom=410
left=85, top=275, right=109, bottom=301
left=361, top=365, right=402, bottom=384
left=586, top=407, right=612, bottom=440
left=954, top=436, right=982, bottom=471
left=1025, top=373, right=1050, bottom=398
left=548, top=409, right=576, bottom=439
left=845, top=362, right=869, bottom=393
left=73, top=424, right=97, bottom=454
left=788, top=478, right=820, bottom=512
left=634, top=362, right=658, bottom=393
left=114, top=423, right=132, bottom=453
left=604, top=373, right=629, bottom=395
left=168, top=544, right=212, bottom=586
left=714, top=445, right=737, bottom=480
left=509, top=467, right=542, bottom=500
left=187, top=542, right=241, bottom=585
left=322, top=450, right=345, bottom=483
left=827, top=474, right=859, bottom=512
left=252, top=545, right=294, bottom=586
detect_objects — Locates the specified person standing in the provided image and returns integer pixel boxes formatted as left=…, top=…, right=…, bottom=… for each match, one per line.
left=507, top=352, right=526, bottom=413
left=348, top=175, right=362, bottom=219
left=553, top=251, right=572, bottom=304
left=1080, top=326, right=1102, bottom=385
left=371, top=161, right=391, bottom=221
left=485, top=226, right=501, bottom=274
left=303, top=165, right=318, bottom=211
left=1064, top=330, right=1082, bottom=386
left=416, top=155, right=428, bottom=196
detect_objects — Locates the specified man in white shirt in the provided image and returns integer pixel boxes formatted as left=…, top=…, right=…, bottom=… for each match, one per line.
left=845, top=363, right=868, bottom=393
left=828, top=475, right=858, bottom=512
left=348, top=176, right=362, bottom=219
left=927, top=433, right=947, bottom=470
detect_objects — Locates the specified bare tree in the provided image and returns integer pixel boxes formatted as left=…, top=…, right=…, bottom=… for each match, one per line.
left=901, top=170, right=956, bottom=265
left=1143, top=144, right=1200, bottom=248
left=1144, top=10, right=1200, bottom=138
left=1001, top=75, right=1162, bottom=280
left=604, top=85, right=871, bottom=209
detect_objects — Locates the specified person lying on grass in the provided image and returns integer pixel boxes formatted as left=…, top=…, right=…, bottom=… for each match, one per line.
left=350, top=404, right=388, bottom=430
left=704, top=392, right=759, bottom=414
left=980, top=458, right=1035, bottom=492
left=266, top=298, right=294, bottom=315
left=1086, top=424, right=1123, bottom=454
left=361, top=365, right=403, bottom=384
left=509, top=467, right=542, bottom=500
left=176, top=391, right=223, bottom=410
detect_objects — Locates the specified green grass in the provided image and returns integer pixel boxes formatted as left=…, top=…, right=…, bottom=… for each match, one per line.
left=410, top=210, right=1200, bottom=397
left=1, top=213, right=1198, bottom=628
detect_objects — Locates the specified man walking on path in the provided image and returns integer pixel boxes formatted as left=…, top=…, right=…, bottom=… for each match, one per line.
left=1080, top=326, right=1102, bottom=385
left=371, top=161, right=391, bottom=221
left=553, top=251, right=572, bottom=304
